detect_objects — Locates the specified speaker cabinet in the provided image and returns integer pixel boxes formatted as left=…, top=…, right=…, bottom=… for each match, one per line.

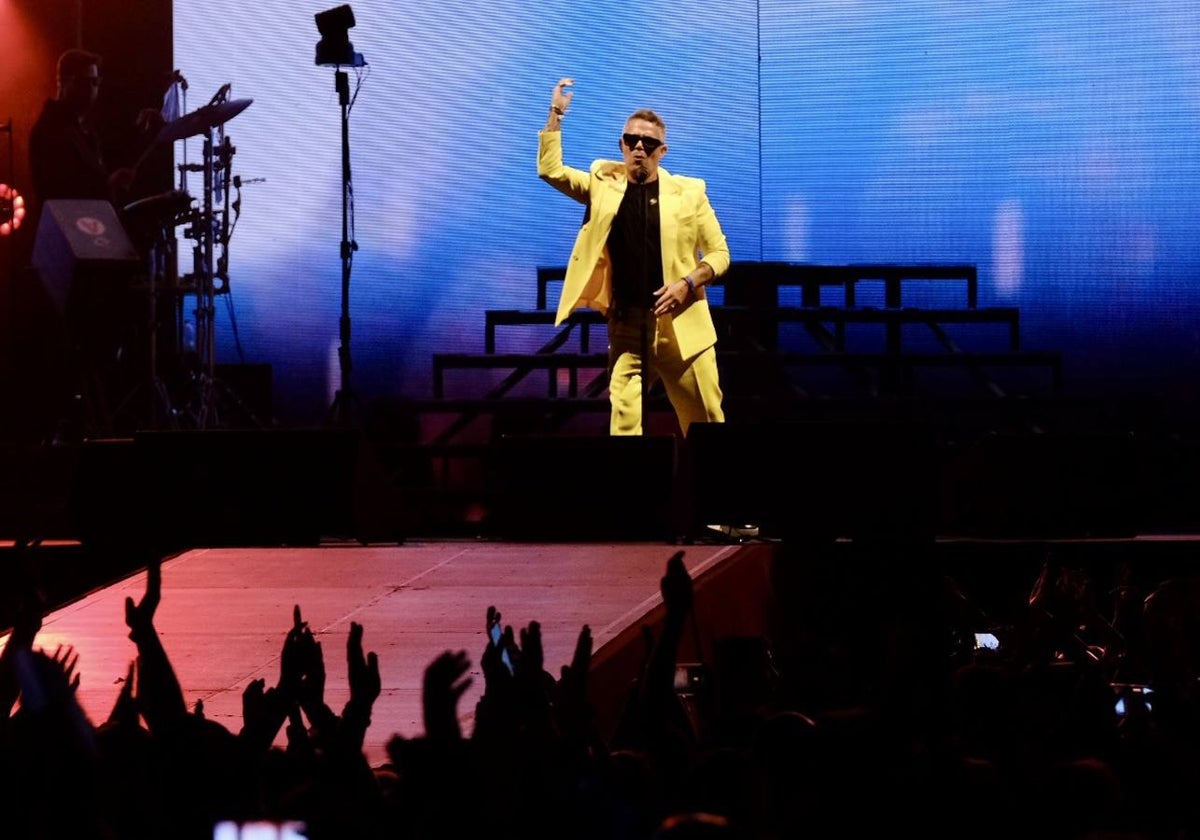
left=32, top=199, right=140, bottom=318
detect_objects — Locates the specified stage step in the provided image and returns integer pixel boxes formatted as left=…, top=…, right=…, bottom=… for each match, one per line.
left=432, top=348, right=1064, bottom=400
left=535, top=261, right=981, bottom=310
left=485, top=304, right=1023, bottom=352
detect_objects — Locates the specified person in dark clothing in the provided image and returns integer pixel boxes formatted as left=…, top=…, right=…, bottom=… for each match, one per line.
left=29, top=49, right=137, bottom=206
left=25, top=49, right=160, bottom=440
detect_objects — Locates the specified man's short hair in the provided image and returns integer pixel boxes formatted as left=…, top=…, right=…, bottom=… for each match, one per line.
left=627, top=109, right=667, bottom=136
left=57, top=49, right=102, bottom=85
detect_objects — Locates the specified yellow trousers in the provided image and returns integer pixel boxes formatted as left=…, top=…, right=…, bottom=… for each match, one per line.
left=607, top=310, right=724, bottom=436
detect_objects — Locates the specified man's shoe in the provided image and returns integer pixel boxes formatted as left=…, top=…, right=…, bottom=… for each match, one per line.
left=705, top=523, right=760, bottom=540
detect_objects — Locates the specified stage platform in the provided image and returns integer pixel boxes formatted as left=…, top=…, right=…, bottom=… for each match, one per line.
left=1, top=539, right=776, bottom=769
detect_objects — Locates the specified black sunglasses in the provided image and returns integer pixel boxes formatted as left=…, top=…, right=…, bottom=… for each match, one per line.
left=622, top=133, right=663, bottom=153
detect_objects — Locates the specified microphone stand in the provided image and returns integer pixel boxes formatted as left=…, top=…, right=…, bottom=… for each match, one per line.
left=328, top=68, right=359, bottom=428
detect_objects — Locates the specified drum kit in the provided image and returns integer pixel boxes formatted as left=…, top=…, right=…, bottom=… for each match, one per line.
left=116, top=84, right=258, bottom=432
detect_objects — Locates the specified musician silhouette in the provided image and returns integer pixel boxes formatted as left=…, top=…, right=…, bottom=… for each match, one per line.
left=26, top=49, right=168, bottom=440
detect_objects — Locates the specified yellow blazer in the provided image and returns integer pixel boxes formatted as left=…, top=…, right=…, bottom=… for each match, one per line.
left=538, top=130, right=731, bottom=361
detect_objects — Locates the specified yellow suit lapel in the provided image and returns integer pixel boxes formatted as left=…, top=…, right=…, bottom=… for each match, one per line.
left=656, top=169, right=682, bottom=281
left=593, top=160, right=627, bottom=223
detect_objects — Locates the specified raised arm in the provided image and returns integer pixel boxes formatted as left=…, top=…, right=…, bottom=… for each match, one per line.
left=422, top=649, right=472, bottom=742
left=239, top=606, right=311, bottom=753
left=613, top=551, right=699, bottom=760
left=340, top=621, right=381, bottom=750
left=287, top=608, right=338, bottom=739
left=124, top=558, right=188, bottom=735
left=0, top=584, right=44, bottom=720
left=538, top=77, right=590, bottom=203
left=543, top=76, right=573, bottom=131
left=647, top=551, right=694, bottom=696
left=555, top=624, right=596, bottom=756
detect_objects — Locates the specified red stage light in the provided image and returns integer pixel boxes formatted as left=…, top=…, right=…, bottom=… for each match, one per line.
left=0, top=183, right=25, bottom=236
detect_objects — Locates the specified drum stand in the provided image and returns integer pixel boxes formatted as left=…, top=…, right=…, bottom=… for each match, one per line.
left=176, top=124, right=262, bottom=430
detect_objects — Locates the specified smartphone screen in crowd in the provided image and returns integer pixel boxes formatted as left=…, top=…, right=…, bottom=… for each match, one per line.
left=213, top=820, right=306, bottom=840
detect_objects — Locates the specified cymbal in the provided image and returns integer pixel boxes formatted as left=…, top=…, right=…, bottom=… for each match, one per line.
left=123, top=189, right=194, bottom=222
left=156, top=98, right=253, bottom=144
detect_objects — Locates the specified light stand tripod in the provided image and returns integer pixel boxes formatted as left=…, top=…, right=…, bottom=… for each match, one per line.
left=327, top=67, right=359, bottom=428
left=314, top=4, right=366, bottom=428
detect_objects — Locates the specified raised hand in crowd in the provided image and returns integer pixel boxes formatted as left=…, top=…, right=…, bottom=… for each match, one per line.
left=124, top=556, right=162, bottom=636
left=612, top=551, right=699, bottom=773
left=482, top=604, right=517, bottom=685
left=0, top=583, right=44, bottom=720
left=555, top=623, right=596, bottom=758
left=474, top=605, right=518, bottom=739
left=4, top=645, right=110, bottom=839
left=13, top=643, right=86, bottom=717
left=282, top=604, right=338, bottom=740
left=520, top=619, right=546, bottom=677
left=105, top=659, right=139, bottom=731
left=238, top=605, right=311, bottom=753
left=123, top=556, right=188, bottom=735
left=516, top=619, right=565, bottom=754
left=341, top=620, right=381, bottom=749
left=285, top=704, right=314, bottom=761
left=48, top=642, right=81, bottom=694
left=475, top=606, right=565, bottom=751
left=1024, top=554, right=1123, bottom=670
left=240, top=672, right=286, bottom=753
left=386, top=645, right=487, bottom=840
left=517, top=620, right=558, bottom=705
left=648, top=551, right=695, bottom=695
left=422, top=649, right=472, bottom=742
left=272, top=605, right=389, bottom=762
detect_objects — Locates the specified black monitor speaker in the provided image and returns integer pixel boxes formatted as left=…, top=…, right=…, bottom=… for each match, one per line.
left=32, top=199, right=140, bottom=318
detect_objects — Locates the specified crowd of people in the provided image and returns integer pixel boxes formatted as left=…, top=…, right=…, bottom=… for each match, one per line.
left=3, top=533, right=1200, bottom=839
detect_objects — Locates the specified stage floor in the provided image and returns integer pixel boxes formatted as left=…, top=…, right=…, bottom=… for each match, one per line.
left=2, top=539, right=748, bottom=769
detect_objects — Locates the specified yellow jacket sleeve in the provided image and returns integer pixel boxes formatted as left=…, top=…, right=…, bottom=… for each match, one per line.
left=538, top=130, right=589, bottom=204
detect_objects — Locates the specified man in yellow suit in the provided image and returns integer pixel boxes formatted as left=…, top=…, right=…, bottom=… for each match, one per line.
left=538, top=77, right=731, bottom=436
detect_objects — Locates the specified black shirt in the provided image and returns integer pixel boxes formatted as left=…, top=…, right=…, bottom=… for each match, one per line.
left=29, top=98, right=111, bottom=203
left=607, top=179, right=662, bottom=312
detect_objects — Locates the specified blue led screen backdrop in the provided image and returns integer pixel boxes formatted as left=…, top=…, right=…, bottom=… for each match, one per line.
left=173, top=2, right=1200, bottom=425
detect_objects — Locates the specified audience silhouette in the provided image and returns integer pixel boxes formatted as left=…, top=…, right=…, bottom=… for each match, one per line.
left=2, top=538, right=1200, bottom=838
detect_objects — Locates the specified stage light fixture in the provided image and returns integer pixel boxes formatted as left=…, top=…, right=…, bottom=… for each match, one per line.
left=314, top=4, right=365, bottom=68
left=0, top=183, right=24, bottom=237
